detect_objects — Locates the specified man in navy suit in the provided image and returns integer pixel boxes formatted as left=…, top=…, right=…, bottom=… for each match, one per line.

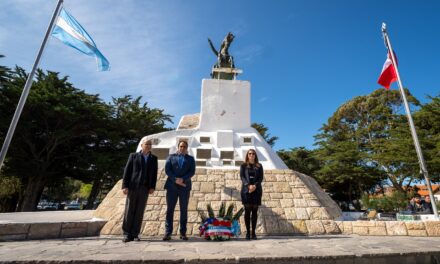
left=121, top=138, right=158, bottom=243
left=163, top=140, right=196, bottom=241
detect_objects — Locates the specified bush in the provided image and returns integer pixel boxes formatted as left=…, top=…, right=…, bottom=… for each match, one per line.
left=0, top=176, right=21, bottom=212
left=361, top=191, right=409, bottom=212
left=0, top=176, right=21, bottom=198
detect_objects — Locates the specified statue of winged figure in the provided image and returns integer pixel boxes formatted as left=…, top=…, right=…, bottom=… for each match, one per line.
left=208, top=32, right=235, bottom=69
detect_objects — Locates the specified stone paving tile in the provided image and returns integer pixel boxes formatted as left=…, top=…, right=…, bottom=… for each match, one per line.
left=1, top=235, right=440, bottom=263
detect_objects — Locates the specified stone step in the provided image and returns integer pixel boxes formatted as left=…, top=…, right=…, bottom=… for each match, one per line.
left=0, top=210, right=106, bottom=241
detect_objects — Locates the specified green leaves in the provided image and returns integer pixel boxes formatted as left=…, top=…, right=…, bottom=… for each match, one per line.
left=277, top=147, right=320, bottom=176
left=415, top=94, right=440, bottom=182
left=312, top=88, right=439, bottom=206
left=278, top=90, right=439, bottom=209
left=252, top=122, right=278, bottom=147
left=218, top=202, right=226, bottom=217
left=207, top=204, right=215, bottom=218
left=224, top=203, right=235, bottom=220
left=361, top=191, right=409, bottom=212
left=199, top=203, right=243, bottom=222
left=232, top=207, right=244, bottom=221
left=0, top=64, right=172, bottom=211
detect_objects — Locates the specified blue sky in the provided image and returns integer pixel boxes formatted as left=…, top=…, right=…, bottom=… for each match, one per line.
left=1, top=0, right=439, bottom=151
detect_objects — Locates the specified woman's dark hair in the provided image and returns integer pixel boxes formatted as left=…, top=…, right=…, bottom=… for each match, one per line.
left=245, top=149, right=260, bottom=167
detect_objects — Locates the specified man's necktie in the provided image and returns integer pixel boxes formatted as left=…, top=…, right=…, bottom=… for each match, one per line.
left=178, top=155, right=184, bottom=168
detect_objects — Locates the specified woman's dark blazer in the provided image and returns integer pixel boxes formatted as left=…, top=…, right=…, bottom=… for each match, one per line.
left=240, top=163, right=264, bottom=205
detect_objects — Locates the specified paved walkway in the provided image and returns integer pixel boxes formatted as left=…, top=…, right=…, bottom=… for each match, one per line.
left=0, top=210, right=95, bottom=224
left=1, top=235, right=440, bottom=263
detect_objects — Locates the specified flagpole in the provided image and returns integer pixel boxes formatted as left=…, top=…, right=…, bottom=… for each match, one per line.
left=382, top=23, right=439, bottom=219
left=0, top=0, right=64, bottom=173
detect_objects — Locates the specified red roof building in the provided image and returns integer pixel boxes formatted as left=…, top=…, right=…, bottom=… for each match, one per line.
left=414, top=184, right=440, bottom=197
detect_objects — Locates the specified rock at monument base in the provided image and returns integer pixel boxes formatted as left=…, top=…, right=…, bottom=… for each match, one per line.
left=94, top=169, right=342, bottom=236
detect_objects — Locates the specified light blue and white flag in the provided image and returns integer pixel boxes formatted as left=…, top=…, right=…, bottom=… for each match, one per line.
left=51, top=8, right=110, bottom=71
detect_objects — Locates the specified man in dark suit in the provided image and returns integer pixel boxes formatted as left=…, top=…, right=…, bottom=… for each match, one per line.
left=163, top=140, right=196, bottom=241
left=121, top=138, right=158, bottom=243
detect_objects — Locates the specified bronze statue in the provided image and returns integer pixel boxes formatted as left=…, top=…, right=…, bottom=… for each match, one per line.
left=208, top=32, right=236, bottom=79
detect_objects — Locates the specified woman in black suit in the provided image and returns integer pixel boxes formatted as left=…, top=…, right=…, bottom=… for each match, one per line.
left=240, top=149, right=264, bottom=240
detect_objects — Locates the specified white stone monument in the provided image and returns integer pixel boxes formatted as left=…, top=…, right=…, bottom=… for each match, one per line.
left=137, top=73, right=287, bottom=170
left=95, top=35, right=343, bottom=237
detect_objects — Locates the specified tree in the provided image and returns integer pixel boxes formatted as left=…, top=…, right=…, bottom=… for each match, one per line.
left=361, top=191, right=409, bottom=212
left=313, top=89, right=422, bottom=206
left=81, top=95, right=172, bottom=209
left=0, top=54, right=11, bottom=86
left=41, top=177, right=82, bottom=203
left=0, top=61, right=174, bottom=211
left=0, top=56, right=18, bottom=212
left=277, top=147, right=321, bottom=176
left=314, top=138, right=383, bottom=209
left=77, top=183, right=92, bottom=200
left=414, top=94, right=440, bottom=182
left=0, top=67, right=109, bottom=211
left=251, top=122, right=278, bottom=147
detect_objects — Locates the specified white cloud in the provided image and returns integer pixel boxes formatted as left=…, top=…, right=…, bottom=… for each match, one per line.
left=258, top=97, right=268, bottom=102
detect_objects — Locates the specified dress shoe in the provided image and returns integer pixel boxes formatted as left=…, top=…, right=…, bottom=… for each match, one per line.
left=245, top=233, right=251, bottom=240
left=251, top=233, right=257, bottom=240
left=180, top=234, right=188, bottom=240
left=122, top=236, right=133, bottom=243
left=162, top=234, right=171, bottom=241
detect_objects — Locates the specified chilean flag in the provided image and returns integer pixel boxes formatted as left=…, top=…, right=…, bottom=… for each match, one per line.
left=377, top=52, right=397, bottom=89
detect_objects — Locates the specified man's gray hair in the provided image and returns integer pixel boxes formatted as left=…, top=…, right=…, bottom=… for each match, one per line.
left=141, top=138, right=152, bottom=145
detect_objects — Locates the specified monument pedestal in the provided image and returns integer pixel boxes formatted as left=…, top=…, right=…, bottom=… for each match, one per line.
left=199, top=79, right=250, bottom=131
left=210, top=67, right=243, bottom=80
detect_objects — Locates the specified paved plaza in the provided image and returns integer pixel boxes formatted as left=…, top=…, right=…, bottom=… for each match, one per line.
left=1, top=234, right=440, bottom=263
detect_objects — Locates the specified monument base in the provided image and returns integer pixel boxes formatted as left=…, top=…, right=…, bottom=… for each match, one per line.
left=94, top=169, right=342, bottom=236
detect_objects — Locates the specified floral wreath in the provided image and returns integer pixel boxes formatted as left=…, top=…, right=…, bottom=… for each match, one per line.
left=198, top=202, right=244, bottom=241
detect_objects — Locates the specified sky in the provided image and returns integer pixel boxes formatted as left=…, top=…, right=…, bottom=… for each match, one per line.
left=1, top=0, right=440, bottom=151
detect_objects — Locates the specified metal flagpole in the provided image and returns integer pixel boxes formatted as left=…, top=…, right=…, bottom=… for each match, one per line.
left=381, top=22, right=439, bottom=219
left=0, top=0, right=64, bottom=173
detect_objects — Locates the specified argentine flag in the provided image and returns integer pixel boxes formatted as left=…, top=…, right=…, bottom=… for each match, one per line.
left=51, top=8, right=110, bottom=71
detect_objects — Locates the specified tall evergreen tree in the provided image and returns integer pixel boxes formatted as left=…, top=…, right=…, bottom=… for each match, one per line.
left=81, top=95, right=172, bottom=208
left=277, top=147, right=320, bottom=176
left=314, top=89, right=421, bottom=205
left=0, top=67, right=109, bottom=211
left=0, top=63, right=173, bottom=211
left=415, top=94, right=440, bottom=182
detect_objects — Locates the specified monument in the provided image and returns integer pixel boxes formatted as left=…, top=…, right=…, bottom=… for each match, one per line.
left=3, top=34, right=440, bottom=243
left=94, top=33, right=343, bottom=236
left=5, top=33, right=434, bottom=241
